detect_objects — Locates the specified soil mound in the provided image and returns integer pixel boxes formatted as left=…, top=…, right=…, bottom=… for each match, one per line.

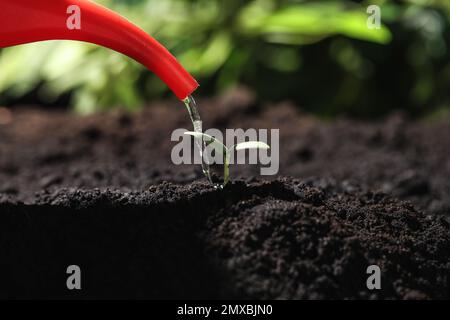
left=1, top=178, right=448, bottom=299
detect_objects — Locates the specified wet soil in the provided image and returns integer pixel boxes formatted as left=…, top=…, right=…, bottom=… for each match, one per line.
left=0, top=88, right=449, bottom=299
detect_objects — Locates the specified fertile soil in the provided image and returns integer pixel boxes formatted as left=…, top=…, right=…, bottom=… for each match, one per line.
left=0, top=88, right=449, bottom=299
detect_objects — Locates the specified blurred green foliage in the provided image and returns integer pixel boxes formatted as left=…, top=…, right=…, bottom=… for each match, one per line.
left=0, top=0, right=449, bottom=117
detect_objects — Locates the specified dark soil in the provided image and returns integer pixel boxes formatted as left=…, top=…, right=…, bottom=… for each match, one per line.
left=0, top=88, right=449, bottom=299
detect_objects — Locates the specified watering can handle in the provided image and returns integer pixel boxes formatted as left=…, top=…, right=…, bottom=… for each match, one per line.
left=0, top=0, right=199, bottom=100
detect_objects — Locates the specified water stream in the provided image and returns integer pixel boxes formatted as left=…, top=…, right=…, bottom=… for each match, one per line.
left=183, top=95, right=213, bottom=184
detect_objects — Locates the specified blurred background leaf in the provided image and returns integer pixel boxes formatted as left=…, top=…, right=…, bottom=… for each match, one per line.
left=0, top=0, right=449, bottom=118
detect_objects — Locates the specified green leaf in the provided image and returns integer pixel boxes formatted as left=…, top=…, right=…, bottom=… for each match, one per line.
left=249, top=3, right=392, bottom=45
left=178, top=32, right=233, bottom=76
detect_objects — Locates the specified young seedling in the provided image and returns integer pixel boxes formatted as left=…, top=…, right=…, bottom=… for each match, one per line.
left=184, top=131, right=270, bottom=188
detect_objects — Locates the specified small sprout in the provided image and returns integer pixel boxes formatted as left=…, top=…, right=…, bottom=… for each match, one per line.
left=184, top=131, right=270, bottom=188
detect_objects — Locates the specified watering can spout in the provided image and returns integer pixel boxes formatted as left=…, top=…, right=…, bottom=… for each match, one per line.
left=0, top=0, right=199, bottom=100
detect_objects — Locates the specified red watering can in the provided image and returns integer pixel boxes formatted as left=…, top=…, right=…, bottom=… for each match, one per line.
left=0, top=0, right=199, bottom=100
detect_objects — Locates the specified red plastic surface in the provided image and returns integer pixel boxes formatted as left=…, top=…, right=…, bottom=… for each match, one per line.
left=0, top=0, right=198, bottom=100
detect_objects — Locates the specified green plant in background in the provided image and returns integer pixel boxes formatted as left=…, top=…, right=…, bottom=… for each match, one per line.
left=0, top=0, right=449, bottom=118
left=184, top=131, right=270, bottom=187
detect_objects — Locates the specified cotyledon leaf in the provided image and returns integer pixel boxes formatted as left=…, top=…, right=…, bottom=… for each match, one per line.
left=234, top=141, right=270, bottom=151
